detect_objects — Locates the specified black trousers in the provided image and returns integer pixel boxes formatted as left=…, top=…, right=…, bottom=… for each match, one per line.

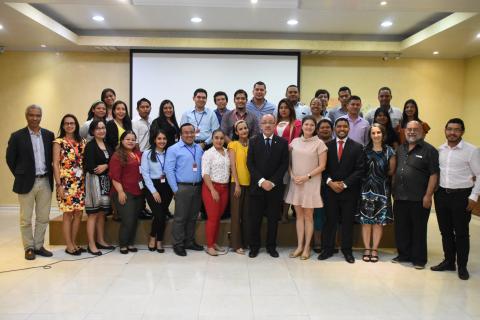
left=393, top=200, right=430, bottom=266
left=322, top=189, right=358, bottom=253
left=113, top=192, right=142, bottom=247
left=249, top=185, right=284, bottom=250
left=434, top=188, right=472, bottom=268
left=145, top=179, right=174, bottom=241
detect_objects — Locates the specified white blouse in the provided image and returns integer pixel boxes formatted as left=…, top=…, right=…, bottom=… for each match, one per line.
left=201, top=147, right=231, bottom=183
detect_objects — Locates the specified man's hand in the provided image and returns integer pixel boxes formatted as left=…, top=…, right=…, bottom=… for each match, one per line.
left=422, top=194, right=433, bottom=209
left=467, top=199, right=477, bottom=212
left=328, top=181, right=344, bottom=193
left=261, top=180, right=274, bottom=191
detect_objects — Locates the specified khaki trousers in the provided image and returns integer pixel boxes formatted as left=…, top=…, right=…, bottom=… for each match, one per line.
left=17, top=177, right=52, bottom=250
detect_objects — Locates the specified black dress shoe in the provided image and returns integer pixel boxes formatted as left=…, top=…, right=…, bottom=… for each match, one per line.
left=267, top=248, right=279, bottom=258
left=317, top=250, right=333, bottom=260
left=34, top=247, right=53, bottom=257
left=458, top=267, right=469, bottom=280
left=185, top=243, right=204, bottom=251
left=119, top=248, right=129, bottom=254
left=173, top=246, right=187, bottom=257
left=249, top=249, right=259, bottom=258
left=25, top=248, right=35, bottom=260
left=391, top=256, right=410, bottom=264
left=96, top=242, right=115, bottom=250
left=157, top=247, right=165, bottom=253
left=148, top=245, right=156, bottom=252
left=128, top=247, right=138, bottom=252
left=88, top=246, right=102, bottom=256
left=343, top=253, right=355, bottom=264
left=65, top=248, right=81, bottom=256
left=431, top=260, right=456, bottom=272
left=139, top=209, right=153, bottom=220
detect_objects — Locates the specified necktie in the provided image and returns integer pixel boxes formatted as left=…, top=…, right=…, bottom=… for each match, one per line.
left=265, top=137, right=271, bottom=153
left=338, top=140, right=344, bottom=161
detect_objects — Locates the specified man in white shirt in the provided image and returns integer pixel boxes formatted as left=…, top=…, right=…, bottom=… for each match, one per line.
left=286, top=85, right=310, bottom=120
left=431, top=118, right=480, bottom=280
left=365, top=87, right=402, bottom=127
left=132, top=98, right=153, bottom=152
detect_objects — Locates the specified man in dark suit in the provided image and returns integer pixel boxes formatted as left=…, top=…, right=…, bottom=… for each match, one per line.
left=247, top=114, right=289, bottom=258
left=318, top=117, right=365, bottom=263
left=6, top=105, right=55, bottom=260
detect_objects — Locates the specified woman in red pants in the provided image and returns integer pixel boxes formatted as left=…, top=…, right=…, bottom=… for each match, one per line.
left=201, top=129, right=231, bottom=256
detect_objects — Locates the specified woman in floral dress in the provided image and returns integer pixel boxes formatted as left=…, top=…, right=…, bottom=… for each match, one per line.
left=53, top=114, right=86, bottom=256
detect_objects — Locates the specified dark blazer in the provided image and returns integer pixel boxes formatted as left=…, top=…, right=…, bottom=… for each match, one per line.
left=6, top=127, right=54, bottom=194
left=247, top=134, right=289, bottom=195
left=324, top=138, right=365, bottom=195
left=105, top=120, right=132, bottom=151
left=84, top=139, right=113, bottom=175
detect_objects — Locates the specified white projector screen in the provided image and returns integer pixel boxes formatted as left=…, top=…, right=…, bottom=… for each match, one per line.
left=130, top=50, right=300, bottom=121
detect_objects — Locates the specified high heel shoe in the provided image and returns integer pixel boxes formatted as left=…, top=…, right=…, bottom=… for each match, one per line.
left=289, top=249, right=303, bottom=258
left=88, top=246, right=102, bottom=256
left=65, top=248, right=81, bottom=256
left=96, top=242, right=115, bottom=250
left=300, top=248, right=311, bottom=260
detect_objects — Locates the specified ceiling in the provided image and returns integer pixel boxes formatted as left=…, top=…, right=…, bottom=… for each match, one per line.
left=0, top=0, right=479, bottom=58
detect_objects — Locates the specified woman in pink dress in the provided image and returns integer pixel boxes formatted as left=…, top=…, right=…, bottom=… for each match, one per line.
left=285, top=116, right=328, bottom=260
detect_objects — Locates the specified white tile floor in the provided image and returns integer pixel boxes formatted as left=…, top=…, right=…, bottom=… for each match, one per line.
left=0, top=210, right=478, bottom=320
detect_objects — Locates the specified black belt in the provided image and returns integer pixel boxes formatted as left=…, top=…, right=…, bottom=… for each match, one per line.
left=438, top=187, right=472, bottom=194
left=35, top=174, right=48, bottom=178
left=178, top=182, right=202, bottom=186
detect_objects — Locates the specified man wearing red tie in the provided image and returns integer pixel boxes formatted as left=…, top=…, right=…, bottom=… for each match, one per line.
left=318, top=117, right=365, bottom=263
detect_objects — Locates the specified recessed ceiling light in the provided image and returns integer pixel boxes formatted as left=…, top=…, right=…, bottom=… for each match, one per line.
left=190, top=17, right=202, bottom=23
left=0, top=24, right=3, bottom=30
left=380, top=1, right=387, bottom=5
left=381, top=20, right=393, bottom=27
left=92, top=15, right=105, bottom=22
left=40, top=44, right=47, bottom=48
left=433, top=51, right=439, bottom=55
left=251, top=0, right=258, bottom=3
left=287, top=19, right=298, bottom=26
left=476, top=32, right=480, bottom=39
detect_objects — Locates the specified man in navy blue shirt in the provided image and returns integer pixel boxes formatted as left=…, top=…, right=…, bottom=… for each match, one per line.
left=165, top=123, right=204, bottom=256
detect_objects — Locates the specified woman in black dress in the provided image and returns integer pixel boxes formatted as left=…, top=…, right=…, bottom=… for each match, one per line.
left=149, top=99, right=180, bottom=149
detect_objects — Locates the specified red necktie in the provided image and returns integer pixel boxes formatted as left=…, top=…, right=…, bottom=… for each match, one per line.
left=338, top=140, right=344, bottom=161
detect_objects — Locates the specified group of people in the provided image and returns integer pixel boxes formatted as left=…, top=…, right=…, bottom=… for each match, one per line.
left=6, top=82, right=479, bottom=282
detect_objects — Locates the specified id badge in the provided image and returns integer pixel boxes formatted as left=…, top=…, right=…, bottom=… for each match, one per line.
left=75, top=168, right=83, bottom=178
left=192, top=163, right=198, bottom=172
left=138, top=181, right=144, bottom=189
left=195, top=127, right=200, bottom=137
left=160, top=175, right=166, bottom=184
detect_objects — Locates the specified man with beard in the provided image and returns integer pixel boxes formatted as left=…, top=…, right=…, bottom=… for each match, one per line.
left=392, top=120, right=439, bottom=269
left=318, top=118, right=365, bottom=263
left=430, top=118, right=479, bottom=280
left=221, top=89, right=260, bottom=144
left=286, top=84, right=310, bottom=120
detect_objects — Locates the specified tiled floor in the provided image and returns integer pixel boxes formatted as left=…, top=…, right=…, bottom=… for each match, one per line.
left=0, top=210, right=478, bottom=320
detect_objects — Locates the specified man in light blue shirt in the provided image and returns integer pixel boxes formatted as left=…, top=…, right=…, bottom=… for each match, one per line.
left=180, top=88, right=219, bottom=149
left=165, top=123, right=204, bottom=256
left=246, top=81, right=276, bottom=123
left=286, top=84, right=310, bottom=120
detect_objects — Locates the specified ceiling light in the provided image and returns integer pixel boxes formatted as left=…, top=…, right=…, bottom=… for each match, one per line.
left=190, top=17, right=202, bottom=23
left=92, top=15, right=105, bottom=22
left=0, top=24, right=3, bottom=30
left=476, top=32, right=480, bottom=39
left=287, top=19, right=298, bottom=26
left=381, top=20, right=393, bottom=27
left=251, top=0, right=258, bottom=3
left=380, top=1, right=387, bottom=5
left=40, top=44, right=47, bottom=48
left=433, top=51, right=439, bottom=55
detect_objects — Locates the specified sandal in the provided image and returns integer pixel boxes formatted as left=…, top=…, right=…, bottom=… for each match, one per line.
left=362, top=249, right=371, bottom=262
left=370, top=249, right=379, bottom=263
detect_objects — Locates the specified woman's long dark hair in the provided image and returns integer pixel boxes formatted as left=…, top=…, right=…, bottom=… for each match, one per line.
left=374, top=108, right=399, bottom=147
left=101, top=88, right=116, bottom=106
left=112, top=100, right=132, bottom=130
left=58, top=114, right=82, bottom=142
left=87, top=101, right=107, bottom=121
left=400, top=99, right=423, bottom=128
left=231, top=120, right=250, bottom=141
left=158, top=99, right=179, bottom=126
left=150, top=99, right=179, bottom=147
left=149, top=129, right=167, bottom=162
left=116, top=130, right=137, bottom=166
left=276, top=98, right=296, bottom=124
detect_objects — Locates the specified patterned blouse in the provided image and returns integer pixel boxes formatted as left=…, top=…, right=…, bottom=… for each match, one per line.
left=201, top=147, right=231, bottom=183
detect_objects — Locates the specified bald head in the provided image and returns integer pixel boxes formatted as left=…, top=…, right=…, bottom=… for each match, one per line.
left=260, top=114, right=276, bottom=137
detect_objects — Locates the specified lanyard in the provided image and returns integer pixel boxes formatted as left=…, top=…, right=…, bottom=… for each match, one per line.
left=193, top=110, right=205, bottom=128
left=155, top=153, right=165, bottom=172
left=184, top=144, right=197, bottom=161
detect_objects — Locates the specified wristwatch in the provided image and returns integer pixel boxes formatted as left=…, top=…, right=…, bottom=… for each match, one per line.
left=307, top=174, right=312, bottom=180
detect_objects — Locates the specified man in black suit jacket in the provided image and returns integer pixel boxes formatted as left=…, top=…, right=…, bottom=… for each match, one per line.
left=6, top=105, right=54, bottom=260
left=318, top=117, right=365, bottom=263
left=247, top=114, right=289, bottom=258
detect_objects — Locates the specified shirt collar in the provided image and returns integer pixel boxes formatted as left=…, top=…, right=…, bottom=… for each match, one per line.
left=263, top=134, right=273, bottom=140
left=192, top=108, right=207, bottom=114
left=441, top=140, right=464, bottom=150
left=336, top=137, right=348, bottom=143
left=28, top=127, right=42, bottom=136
